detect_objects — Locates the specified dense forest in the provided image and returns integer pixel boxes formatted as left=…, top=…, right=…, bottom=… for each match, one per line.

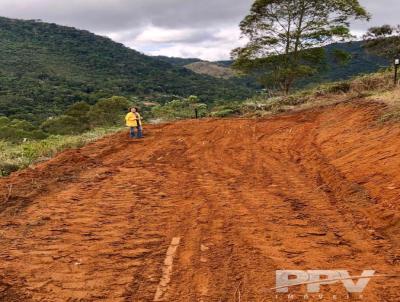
left=0, top=17, right=257, bottom=122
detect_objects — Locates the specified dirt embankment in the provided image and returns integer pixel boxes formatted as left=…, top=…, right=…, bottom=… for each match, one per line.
left=0, top=100, right=399, bottom=301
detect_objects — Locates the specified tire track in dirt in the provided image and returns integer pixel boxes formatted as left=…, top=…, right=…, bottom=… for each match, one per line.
left=0, top=101, right=399, bottom=301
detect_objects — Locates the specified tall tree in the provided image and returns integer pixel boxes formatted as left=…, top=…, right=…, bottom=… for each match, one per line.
left=232, top=0, right=370, bottom=93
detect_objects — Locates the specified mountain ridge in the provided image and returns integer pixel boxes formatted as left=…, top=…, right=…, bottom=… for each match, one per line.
left=157, top=41, right=390, bottom=87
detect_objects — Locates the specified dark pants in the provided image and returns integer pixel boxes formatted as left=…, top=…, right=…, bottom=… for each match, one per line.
left=130, top=126, right=143, bottom=138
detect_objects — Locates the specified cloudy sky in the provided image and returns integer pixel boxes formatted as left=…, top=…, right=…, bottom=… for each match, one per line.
left=0, top=0, right=398, bottom=60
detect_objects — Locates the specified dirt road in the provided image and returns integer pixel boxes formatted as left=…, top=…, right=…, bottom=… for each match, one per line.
left=0, top=101, right=399, bottom=301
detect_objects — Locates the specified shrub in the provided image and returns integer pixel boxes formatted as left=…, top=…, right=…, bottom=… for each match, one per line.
left=0, top=117, right=48, bottom=143
left=151, top=96, right=207, bottom=120
left=0, top=116, right=10, bottom=127
left=65, top=101, right=91, bottom=125
left=8, top=119, right=36, bottom=131
left=0, top=125, right=48, bottom=143
left=280, top=95, right=309, bottom=106
left=41, top=115, right=88, bottom=135
left=89, top=96, right=130, bottom=127
left=350, top=71, right=392, bottom=92
left=0, top=162, right=20, bottom=176
left=0, top=127, right=122, bottom=176
left=0, top=127, right=26, bottom=142
left=211, top=109, right=236, bottom=118
left=326, top=82, right=351, bottom=94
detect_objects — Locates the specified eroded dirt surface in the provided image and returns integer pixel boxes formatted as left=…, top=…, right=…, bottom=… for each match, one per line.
left=0, top=101, right=399, bottom=301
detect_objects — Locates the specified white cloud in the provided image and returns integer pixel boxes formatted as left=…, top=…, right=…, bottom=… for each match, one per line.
left=351, top=30, right=367, bottom=39
left=0, top=0, right=253, bottom=60
left=125, top=25, right=246, bottom=60
left=135, top=27, right=192, bottom=44
left=0, top=0, right=399, bottom=60
left=149, top=45, right=230, bottom=61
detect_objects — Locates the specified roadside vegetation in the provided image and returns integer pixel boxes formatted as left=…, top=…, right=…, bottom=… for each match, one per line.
left=224, top=68, right=397, bottom=118
left=212, top=68, right=400, bottom=124
left=0, top=93, right=209, bottom=176
left=0, top=96, right=134, bottom=176
left=0, top=96, right=133, bottom=140
left=2, top=65, right=398, bottom=177
left=152, top=67, right=399, bottom=122
left=0, top=127, right=121, bottom=176
left=151, top=95, right=208, bottom=120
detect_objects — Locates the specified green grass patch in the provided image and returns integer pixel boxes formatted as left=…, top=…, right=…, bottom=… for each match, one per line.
left=0, top=127, right=122, bottom=177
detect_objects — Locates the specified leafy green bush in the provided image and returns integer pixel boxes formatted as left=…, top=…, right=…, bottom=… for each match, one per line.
left=8, top=119, right=36, bottom=131
left=89, top=96, right=130, bottom=127
left=151, top=95, right=207, bottom=120
left=0, top=118, right=48, bottom=143
left=1, top=96, right=133, bottom=144
left=0, top=116, right=10, bottom=127
left=65, top=101, right=91, bottom=122
left=0, top=162, right=20, bottom=176
left=210, top=101, right=242, bottom=117
left=40, top=115, right=87, bottom=135
left=0, top=127, right=27, bottom=142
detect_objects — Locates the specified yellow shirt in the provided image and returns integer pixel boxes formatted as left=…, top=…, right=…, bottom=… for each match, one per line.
left=125, top=112, right=142, bottom=127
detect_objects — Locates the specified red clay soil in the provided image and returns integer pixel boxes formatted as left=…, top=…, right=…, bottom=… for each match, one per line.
left=0, top=100, right=399, bottom=302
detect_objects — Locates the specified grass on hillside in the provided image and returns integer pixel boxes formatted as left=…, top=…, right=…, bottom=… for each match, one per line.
left=367, top=85, right=400, bottom=123
left=0, top=127, right=122, bottom=176
left=211, top=68, right=399, bottom=120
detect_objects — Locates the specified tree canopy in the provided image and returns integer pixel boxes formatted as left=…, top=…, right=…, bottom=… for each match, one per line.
left=363, top=24, right=400, bottom=59
left=232, top=0, right=370, bottom=93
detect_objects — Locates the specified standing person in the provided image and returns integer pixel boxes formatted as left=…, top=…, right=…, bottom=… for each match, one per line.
left=125, top=107, right=143, bottom=139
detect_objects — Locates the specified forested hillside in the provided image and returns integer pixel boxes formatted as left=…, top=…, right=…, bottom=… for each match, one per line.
left=298, top=41, right=389, bottom=87
left=223, top=41, right=388, bottom=86
left=0, top=17, right=256, bottom=122
left=158, top=41, right=389, bottom=89
left=154, top=56, right=202, bottom=67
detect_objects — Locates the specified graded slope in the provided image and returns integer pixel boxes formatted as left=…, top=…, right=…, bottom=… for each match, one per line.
left=0, top=101, right=399, bottom=301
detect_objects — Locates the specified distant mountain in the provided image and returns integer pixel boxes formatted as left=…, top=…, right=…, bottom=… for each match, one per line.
left=155, top=57, right=237, bottom=79
left=160, top=41, right=390, bottom=89
left=153, top=56, right=202, bottom=67
left=299, top=41, right=390, bottom=87
left=0, top=17, right=256, bottom=121
left=185, top=62, right=236, bottom=79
